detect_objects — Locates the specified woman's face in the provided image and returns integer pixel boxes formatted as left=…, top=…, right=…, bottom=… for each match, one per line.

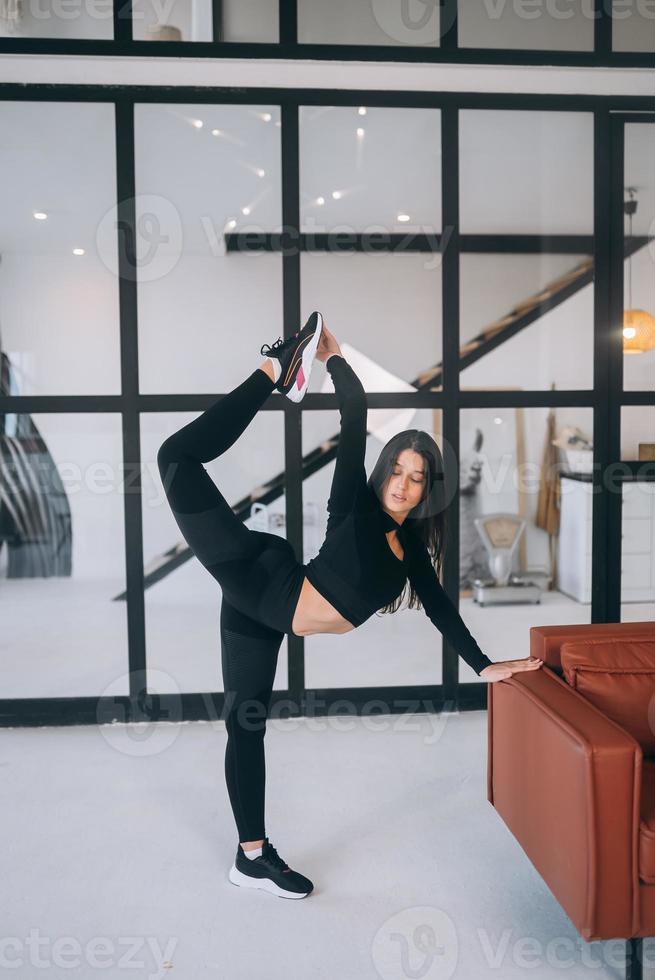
left=382, top=449, right=427, bottom=521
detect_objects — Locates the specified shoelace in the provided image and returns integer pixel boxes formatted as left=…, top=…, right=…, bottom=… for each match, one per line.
left=263, top=843, right=290, bottom=872
left=260, top=329, right=301, bottom=358
left=260, top=336, right=284, bottom=357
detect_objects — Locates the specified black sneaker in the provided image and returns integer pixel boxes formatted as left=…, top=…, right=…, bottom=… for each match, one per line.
left=260, top=311, right=323, bottom=403
left=228, top=837, right=314, bottom=899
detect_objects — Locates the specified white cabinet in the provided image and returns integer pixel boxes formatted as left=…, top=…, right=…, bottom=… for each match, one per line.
left=557, top=476, right=655, bottom=603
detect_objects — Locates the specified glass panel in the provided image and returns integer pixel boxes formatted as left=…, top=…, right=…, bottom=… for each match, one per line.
left=0, top=413, right=128, bottom=698
left=459, top=110, right=594, bottom=391
left=134, top=103, right=283, bottom=394
left=221, top=0, right=279, bottom=41
left=299, top=106, right=442, bottom=387
left=302, top=407, right=444, bottom=689
left=458, top=406, right=593, bottom=684
left=132, top=0, right=213, bottom=41
left=0, top=0, right=113, bottom=38
left=612, top=2, right=655, bottom=51
left=621, top=481, right=655, bottom=621
left=0, top=102, right=121, bottom=395
left=459, top=0, right=594, bottom=49
left=141, top=409, right=288, bottom=693
left=132, top=0, right=279, bottom=42
left=622, top=124, right=655, bottom=390
left=301, top=255, right=442, bottom=391
left=621, top=405, right=655, bottom=462
left=298, top=0, right=440, bottom=46
left=300, top=106, right=442, bottom=233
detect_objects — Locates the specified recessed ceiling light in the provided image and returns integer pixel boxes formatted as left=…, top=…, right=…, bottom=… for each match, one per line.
left=493, top=417, right=503, bottom=425
left=332, top=191, right=342, bottom=200
left=225, top=219, right=237, bottom=230
left=192, top=119, right=203, bottom=128
left=261, top=112, right=272, bottom=122
left=316, top=196, right=325, bottom=206
left=358, top=106, right=367, bottom=116
left=356, top=127, right=364, bottom=137
left=397, top=213, right=410, bottom=222
left=256, top=168, right=266, bottom=178
left=211, top=128, right=222, bottom=136
left=242, top=206, right=250, bottom=215
left=33, top=211, right=47, bottom=220
left=72, top=247, right=85, bottom=255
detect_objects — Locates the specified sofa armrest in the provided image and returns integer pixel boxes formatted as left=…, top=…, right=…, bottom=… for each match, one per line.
left=487, top=666, right=642, bottom=941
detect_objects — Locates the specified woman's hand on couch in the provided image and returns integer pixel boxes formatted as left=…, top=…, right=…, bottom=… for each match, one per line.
left=480, top=657, right=544, bottom=682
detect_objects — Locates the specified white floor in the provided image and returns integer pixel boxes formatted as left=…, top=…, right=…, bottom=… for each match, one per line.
left=2, top=709, right=650, bottom=980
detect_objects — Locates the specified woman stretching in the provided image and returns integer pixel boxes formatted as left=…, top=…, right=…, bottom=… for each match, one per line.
left=157, top=311, right=544, bottom=901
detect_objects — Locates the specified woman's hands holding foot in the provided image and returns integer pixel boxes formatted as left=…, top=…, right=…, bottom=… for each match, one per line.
left=316, top=322, right=343, bottom=363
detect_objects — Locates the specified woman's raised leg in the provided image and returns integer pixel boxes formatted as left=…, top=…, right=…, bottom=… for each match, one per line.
left=157, top=365, right=276, bottom=569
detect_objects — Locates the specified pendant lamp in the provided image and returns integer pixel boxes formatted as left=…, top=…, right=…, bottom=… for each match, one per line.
left=623, top=188, right=655, bottom=355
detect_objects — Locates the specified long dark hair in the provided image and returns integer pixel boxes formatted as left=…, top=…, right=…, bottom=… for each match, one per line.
left=367, top=428, right=447, bottom=616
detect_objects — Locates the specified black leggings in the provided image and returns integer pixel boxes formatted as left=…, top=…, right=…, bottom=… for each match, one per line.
left=157, top=366, right=306, bottom=842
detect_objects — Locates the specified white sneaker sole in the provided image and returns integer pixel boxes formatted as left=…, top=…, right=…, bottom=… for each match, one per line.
left=228, top=863, right=311, bottom=899
left=285, top=312, right=323, bottom=404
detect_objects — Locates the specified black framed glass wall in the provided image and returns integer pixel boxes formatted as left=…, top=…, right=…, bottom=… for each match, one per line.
left=0, top=89, right=653, bottom=727
left=0, top=100, right=129, bottom=703
left=2, top=0, right=655, bottom=62
left=134, top=101, right=290, bottom=699
left=454, top=107, right=596, bottom=685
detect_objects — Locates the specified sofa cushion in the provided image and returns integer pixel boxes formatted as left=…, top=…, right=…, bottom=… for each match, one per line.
left=560, top=639, right=655, bottom=755
left=640, top=760, right=655, bottom=884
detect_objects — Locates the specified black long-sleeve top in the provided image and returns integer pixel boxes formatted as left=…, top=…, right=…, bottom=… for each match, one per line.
left=303, top=354, right=493, bottom=677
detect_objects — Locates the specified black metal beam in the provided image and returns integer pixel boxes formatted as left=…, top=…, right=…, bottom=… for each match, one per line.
left=3, top=85, right=655, bottom=113
left=280, top=100, right=306, bottom=705
left=225, top=232, right=652, bottom=255
left=441, top=105, right=462, bottom=706
left=279, top=0, right=297, bottom=46
left=1, top=37, right=655, bottom=68
left=115, top=98, right=148, bottom=705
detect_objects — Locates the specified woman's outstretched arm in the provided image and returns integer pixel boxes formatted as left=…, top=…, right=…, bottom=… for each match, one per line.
left=324, top=353, right=369, bottom=520
left=406, top=544, right=493, bottom=676
left=405, top=540, right=544, bottom=681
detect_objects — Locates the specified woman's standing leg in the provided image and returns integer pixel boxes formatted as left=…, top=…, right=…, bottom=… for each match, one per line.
left=157, top=364, right=276, bottom=569
left=220, top=596, right=284, bottom=846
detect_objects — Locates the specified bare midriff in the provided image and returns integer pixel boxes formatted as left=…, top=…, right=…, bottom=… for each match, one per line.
left=291, top=531, right=405, bottom=637
left=291, top=576, right=356, bottom=636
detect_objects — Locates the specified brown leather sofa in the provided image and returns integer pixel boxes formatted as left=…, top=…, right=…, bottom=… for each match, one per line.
left=487, top=621, right=655, bottom=980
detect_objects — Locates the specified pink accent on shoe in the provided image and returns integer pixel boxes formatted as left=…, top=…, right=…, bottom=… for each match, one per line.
left=296, top=365, right=306, bottom=390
